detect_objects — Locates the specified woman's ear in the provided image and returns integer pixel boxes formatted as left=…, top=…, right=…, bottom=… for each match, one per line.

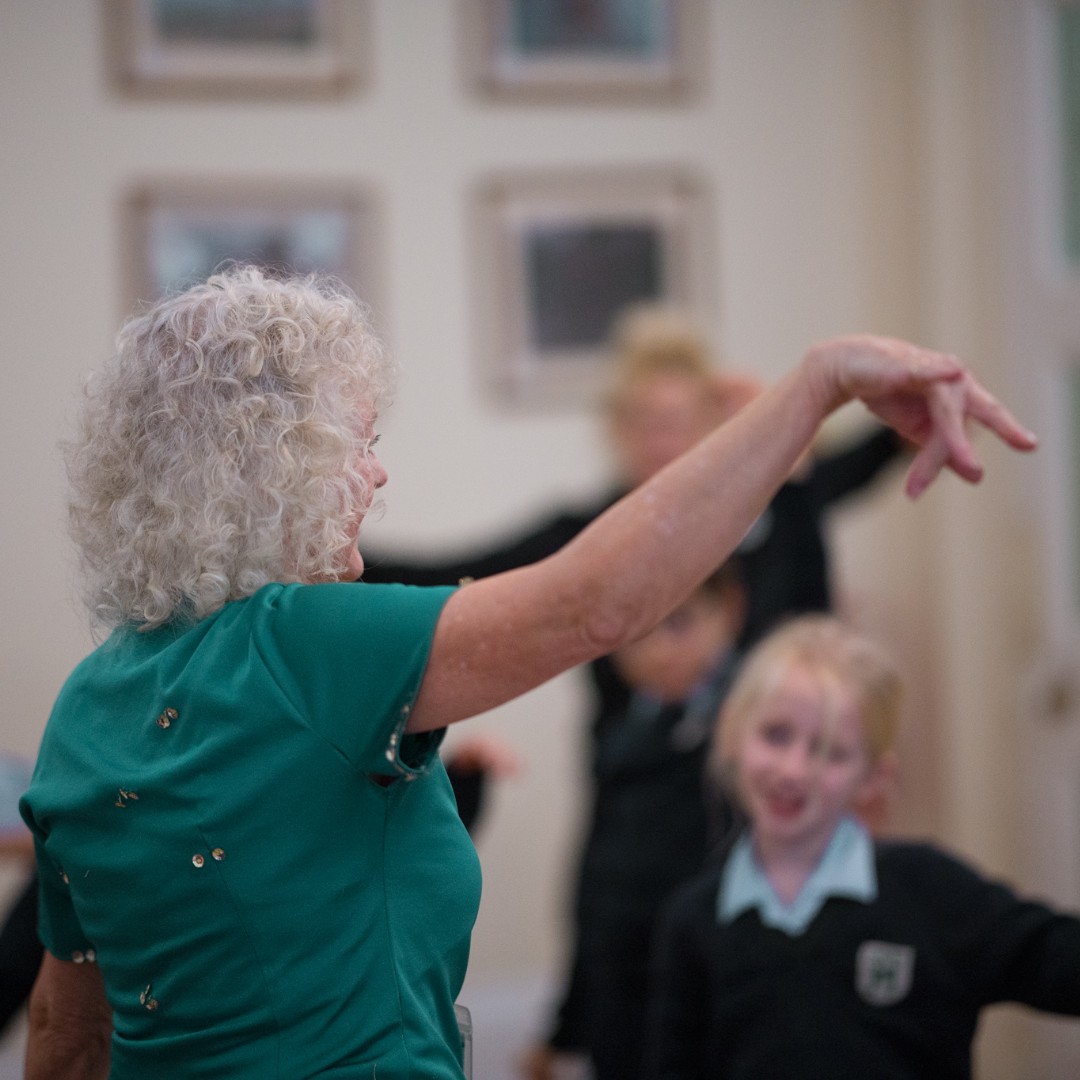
left=853, top=750, right=898, bottom=836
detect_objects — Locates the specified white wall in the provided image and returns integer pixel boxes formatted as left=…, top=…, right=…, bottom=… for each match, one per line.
left=0, top=2, right=1046, bottom=1072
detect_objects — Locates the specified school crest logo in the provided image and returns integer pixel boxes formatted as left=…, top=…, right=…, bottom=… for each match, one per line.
left=855, top=940, right=915, bottom=1006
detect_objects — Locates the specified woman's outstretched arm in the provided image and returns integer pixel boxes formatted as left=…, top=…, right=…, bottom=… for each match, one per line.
left=408, top=336, right=1035, bottom=733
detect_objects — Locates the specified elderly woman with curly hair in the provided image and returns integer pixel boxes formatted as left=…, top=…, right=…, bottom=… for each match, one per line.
left=19, top=265, right=1034, bottom=1080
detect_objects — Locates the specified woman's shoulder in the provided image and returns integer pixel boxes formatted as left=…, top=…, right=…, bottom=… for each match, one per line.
left=248, top=581, right=456, bottom=671
left=243, top=579, right=455, bottom=623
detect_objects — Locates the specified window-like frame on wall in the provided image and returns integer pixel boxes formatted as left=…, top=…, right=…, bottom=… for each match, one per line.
left=104, top=0, right=368, bottom=100
left=463, top=0, right=703, bottom=103
left=474, top=167, right=712, bottom=407
left=121, top=179, right=381, bottom=324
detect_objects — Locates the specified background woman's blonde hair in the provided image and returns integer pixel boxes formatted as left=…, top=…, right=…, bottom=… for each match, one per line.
left=606, top=302, right=715, bottom=410
left=711, top=615, right=902, bottom=788
left=66, top=265, right=393, bottom=631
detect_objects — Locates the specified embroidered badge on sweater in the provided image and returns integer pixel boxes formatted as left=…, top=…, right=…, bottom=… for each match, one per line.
left=855, top=940, right=915, bottom=1005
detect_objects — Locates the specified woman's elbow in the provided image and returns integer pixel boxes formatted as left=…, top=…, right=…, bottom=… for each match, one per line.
left=578, top=597, right=641, bottom=659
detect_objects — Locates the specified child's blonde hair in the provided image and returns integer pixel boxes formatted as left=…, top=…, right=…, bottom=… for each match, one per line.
left=711, top=615, right=902, bottom=786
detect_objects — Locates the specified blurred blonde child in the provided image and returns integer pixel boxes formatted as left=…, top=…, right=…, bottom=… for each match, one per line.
left=646, top=616, right=1080, bottom=1080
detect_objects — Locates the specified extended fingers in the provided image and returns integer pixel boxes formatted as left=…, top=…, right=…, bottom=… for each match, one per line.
left=904, top=372, right=1037, bottom=498
left=912, top=356, right=1036, bottom=453
left=936, top=377, right=986, bottom=483
left=905, top=433, right=953, bottom=499
left=902, top=377, right=980, bottom=499
left=964, top=379, right=1038, bottom=450
left=902, top=379, right=975, bottom=497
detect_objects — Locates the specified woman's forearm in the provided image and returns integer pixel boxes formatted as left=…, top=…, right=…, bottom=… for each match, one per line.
left=410, top=336, right=1033, bottom=732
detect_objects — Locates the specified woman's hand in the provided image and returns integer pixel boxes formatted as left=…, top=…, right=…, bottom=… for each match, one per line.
left=806, top=335, right=1037, bottom=498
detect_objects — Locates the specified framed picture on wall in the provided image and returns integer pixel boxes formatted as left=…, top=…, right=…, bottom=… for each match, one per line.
left=104, top=0, right=368, bottom=99
left=122, top=180, right=381, bottom=322
left=463, top=0, right=703, bottom=102
left=474, top=167, right=712, bottom=406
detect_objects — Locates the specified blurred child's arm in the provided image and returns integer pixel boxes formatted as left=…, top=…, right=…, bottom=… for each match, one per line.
left=923, top=846, right=1080, bottom=1014
left=806, top=426, right=908, bottom=507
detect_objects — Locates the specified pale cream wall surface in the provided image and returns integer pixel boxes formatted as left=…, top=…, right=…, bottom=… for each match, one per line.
left=0, top=3, right=1048, bottom=1074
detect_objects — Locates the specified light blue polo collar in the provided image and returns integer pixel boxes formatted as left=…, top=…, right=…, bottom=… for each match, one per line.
left=717, top=816, right=876, bottom=936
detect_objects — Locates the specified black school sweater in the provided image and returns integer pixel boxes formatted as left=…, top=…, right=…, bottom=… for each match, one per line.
left=646, top=841, right=1080, bottom=1080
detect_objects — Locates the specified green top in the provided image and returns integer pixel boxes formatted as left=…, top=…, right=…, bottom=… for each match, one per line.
left=21, top=581, right=480, bottom=1079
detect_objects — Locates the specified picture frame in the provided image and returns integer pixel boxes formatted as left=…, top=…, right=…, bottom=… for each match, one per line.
left=121, top=179, right=381, bottom=323
left=104, top=0, right=368, bottom=100
left=463, top=0, right=703, bottom=103
left=474, top=168, right=713, bottom=407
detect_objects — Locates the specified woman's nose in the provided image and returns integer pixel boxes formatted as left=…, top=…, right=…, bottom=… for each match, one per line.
left=370, top=453, right=388, bottom=489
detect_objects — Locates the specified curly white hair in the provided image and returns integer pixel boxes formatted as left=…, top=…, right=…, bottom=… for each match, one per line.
left=65, top=265, right=393, bottom=630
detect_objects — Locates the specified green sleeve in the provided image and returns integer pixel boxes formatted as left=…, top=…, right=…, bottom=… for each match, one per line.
left=253, top=582, right=456, bottom=776
left=24, top=831, right=94, bottom=960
